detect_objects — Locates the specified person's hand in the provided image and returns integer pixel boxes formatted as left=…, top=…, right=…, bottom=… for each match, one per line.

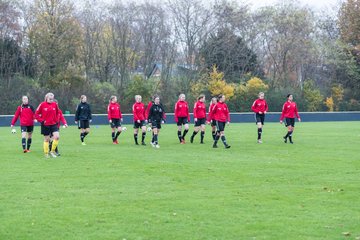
left=194, top=118, right=198, bottom=122
left=226, top=122, right=230, bottom=126
left=63, top=124, right=68, bottom=128
left=280, top=120, right=283, bottom=124
left=120, top=118, right=123, bottom=123
left=161, top=120, right=164, bottom=124
left=298, top=118, right=301, bottom=122
left=259, top=111, right=262, bottom=114
left=137, top=120, right=140, bottom=123
left=10, top=125, right=14, bottom=128
left=75, top=121, right=78, bottom=124
left=109, top=120, right=112, bottom=123
left=89, top=119, right=92, bottom=123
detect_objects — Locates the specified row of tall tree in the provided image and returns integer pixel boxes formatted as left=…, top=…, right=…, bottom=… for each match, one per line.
left=0, top=0, right=359, bottom=114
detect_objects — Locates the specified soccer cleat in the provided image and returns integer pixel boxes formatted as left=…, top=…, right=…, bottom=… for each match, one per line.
left=200, top=141, right=204, bottom=144
left=45, top=154, right=50, bottom=158
left=290, top=141, right=294, bottom=144
left=113, top=140, right=119, bottom=144
left=180, top=139, right=186, bottom=144
left=49, top=152, right=57, bottom=158
left=26, top=150, right=31, bottom=153
left=135, top=142, right=139, bottom=145
left=81, top=142, right=86, bottom=146
left=257, top=139, right=262, bottom=144
left=141, top=142, right=146, bottom=146
left=190, top=136, right=194, bottom=143
left=155, top=144, right=160, bottom=148
left=150, top=142, right=155, bottom=147
left=213, top=144, right=218, bottom=148
left=23, top=150, right=28, bottom=153
left=283, top=136, right=287, bottom=143
left=225, top=145, right=231, bottom=149
left=55, top=152, right=61, bottom=157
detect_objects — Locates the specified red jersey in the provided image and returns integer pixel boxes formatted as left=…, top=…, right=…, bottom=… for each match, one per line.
left=107, top=102, right=122, bottom=120
left=174, top=100, right=190, bottom=122
left=207, top=103, right=217, bottom=121
left=251, top=99, right=268, bottom=113
left=280, top=101, right=300, bottom=120
left=132, top=102, right=146, bottom=121
left=57, top=109, right=67, bottom=128
left=145, top=101, right=153, bottom=120
left=35, top=101, right=60, bottom=126
left=11, top=104, right=35, bottom=126
left=211, top=102, right=230, bottom=122
left=193, top=101, right=206, bottom=119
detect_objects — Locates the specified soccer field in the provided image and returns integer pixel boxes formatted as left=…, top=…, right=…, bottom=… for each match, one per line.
left=0, top=122, right=359, bottom=239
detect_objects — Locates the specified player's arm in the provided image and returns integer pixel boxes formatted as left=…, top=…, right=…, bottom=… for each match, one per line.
left=34, top=103, right=44, bottom=123
left=279, top=103, right=286, bottom=123
left=75, top=104, right=80, bottom=122
left=251, top=100, right=258, bottom=113
left=295, top=104, right=301, bottom=121
left=11, top=106, right=21, bottom=127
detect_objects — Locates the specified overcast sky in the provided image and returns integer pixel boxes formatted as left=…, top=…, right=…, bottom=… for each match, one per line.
left=248, top=0, right=341, bottom=10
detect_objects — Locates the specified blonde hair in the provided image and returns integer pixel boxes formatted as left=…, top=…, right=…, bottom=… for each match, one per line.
left=109, top=95, right=117, bottom=103
left=44, top=92, right=54, bottom=101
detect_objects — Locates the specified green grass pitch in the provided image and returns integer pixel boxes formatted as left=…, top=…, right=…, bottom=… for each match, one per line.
left=0, top=122, right=359, bottom=239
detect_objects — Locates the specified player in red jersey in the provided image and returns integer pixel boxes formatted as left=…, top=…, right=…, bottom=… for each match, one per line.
left=190, top=95, right=206, bottom=144
left=10, top=96, right=35, bottom=153
left=174, top=93, right=190, bottom=144
left=251, top=92, right=269, bottom=144
left=207, top=97, right=218, bottom=140
left=48, top=99, right=68, bottom=156
left=107, top=96, right=123, bottom=144
left=132, top=95, right=147, bottom=146
left=211, top=94, right=231, bottom=149
left=35, top=92, right=61, bottom=158
left=280, top=94, right=301, bottom=144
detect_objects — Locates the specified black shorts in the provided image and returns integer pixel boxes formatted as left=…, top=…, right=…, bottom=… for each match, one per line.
left=255, top=113, right=265, bottom=125
left=78, top=120, right=90, bottom=129
left=194, top=118, right=206, bottom=127
left=216, top=121, right=226, bottom=132
left=110, top=119, right=121, bottom=128
left=211, top=120, right=216, bottom=127
left=133, top=120, right=146, bottom=129
left=177, top=117, right=189, bottom=126
left=41, top=124, right=59, bottom=136
left=151, top=120, right=162, bottom=129
left=285, top=118, right=295, bottom=127
left=21, top=126, right=34, bottom=133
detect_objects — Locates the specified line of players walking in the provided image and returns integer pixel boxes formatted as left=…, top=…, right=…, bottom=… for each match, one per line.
left=10, top=92, right=301, bottom=157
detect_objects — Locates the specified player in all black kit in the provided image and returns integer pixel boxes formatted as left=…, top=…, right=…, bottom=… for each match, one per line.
left=75, top=95, right=92, bottom=145
left=148, top=96, right=166, bottom=148
left=11, top=96, right=35, bottom=153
